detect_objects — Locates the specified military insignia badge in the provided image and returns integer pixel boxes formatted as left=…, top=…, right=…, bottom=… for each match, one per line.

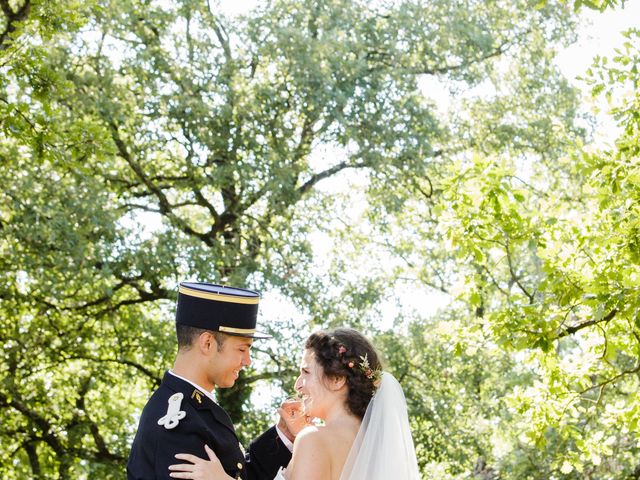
left=157, top=392, right=186, bottom=429
left=191, top=389, right=203, bottom=404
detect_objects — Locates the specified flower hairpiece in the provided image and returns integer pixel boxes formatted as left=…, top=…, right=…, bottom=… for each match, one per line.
left=337, top=346, right=381, bottom=386
left=358, top=353, right=381, bottom=384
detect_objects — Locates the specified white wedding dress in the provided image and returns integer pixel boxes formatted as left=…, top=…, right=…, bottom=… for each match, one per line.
left=275, top=372, right=420, bottom=480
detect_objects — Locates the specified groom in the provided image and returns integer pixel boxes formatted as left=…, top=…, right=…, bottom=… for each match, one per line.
left=127, top=282, right=293, bottom=479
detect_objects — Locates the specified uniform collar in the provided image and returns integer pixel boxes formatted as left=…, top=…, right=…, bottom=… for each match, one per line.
left=162, top=371, right=237, bottom=435
left=168, top=370, right=216, bottom=403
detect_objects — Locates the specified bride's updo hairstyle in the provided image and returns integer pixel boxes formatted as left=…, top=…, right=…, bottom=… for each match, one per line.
left=305, top=327, right=382, bottom=419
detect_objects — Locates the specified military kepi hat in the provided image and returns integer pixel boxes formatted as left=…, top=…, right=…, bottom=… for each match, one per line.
left=176, top=282, right=271, bottom=339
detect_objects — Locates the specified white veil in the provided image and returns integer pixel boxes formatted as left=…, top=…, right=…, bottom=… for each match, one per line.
left=339, top=372, right=421, bottom=480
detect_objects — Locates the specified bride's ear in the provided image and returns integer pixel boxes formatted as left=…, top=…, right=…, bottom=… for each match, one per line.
left=329, top=375, right=346, bottom=391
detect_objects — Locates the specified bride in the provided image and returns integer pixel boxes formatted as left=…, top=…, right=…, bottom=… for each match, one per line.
left=168, top=328, right=421, bottom=480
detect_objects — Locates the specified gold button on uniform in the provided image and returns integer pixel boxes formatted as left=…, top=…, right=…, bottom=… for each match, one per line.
left=237, top=462, right=243, bottom=469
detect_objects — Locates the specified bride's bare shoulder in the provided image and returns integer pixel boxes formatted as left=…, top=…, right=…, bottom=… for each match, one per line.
left=287, top=426, right=332, bottom=479
left=292, top=425, right=337, bottom=458
left=295, top=421, right=357, bottom=447
left=293, top=424, right=331, bottom=447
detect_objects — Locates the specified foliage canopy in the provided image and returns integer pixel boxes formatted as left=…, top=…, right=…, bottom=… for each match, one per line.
left=1, top=0, right=638, bottom=478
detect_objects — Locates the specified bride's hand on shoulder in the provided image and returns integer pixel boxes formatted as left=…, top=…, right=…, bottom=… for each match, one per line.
left=168, top=445, right=233, bottom=480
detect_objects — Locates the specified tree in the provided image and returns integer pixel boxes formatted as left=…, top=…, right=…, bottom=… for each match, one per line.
left=1, top=0, right=581, bottom=477
left=359, top=24, right=640, bottom=480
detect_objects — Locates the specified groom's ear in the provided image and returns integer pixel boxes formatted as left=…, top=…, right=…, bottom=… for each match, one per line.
left=197, top=331, right=216, bottom=354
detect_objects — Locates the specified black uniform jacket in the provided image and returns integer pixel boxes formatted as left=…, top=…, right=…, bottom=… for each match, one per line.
left=127, top=372, right=291, bottom=480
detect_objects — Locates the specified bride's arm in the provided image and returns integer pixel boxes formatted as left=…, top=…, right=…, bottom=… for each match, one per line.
left=283, top=427, right=331, bottom=480
left=168, top=444, right=234, bottom=480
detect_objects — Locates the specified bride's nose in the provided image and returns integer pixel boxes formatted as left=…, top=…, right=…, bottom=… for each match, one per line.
left=294, top=376, right=302, bottom=391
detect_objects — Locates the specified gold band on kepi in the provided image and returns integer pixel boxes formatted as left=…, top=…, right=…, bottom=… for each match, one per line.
left=178, top=285, right=260, bottom=305
left=219, top=326, right=257, bottom=335
left=175, top=282, right=271, bottom=339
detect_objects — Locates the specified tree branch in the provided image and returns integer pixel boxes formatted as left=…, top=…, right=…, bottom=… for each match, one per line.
left=579, top=359, right=640, bottom=396
left=0, top=96, right=38, bottom=131
left=297, top=160, right=371, bottom=197
left=70, top=376, right=124, bottom=462
left=504, top=241, right=534, bottom=303
left=178, top=117, right=220, bottom=223
left=556, top=309, right=617, bottom=339
left=60, top=354, right=162, bottom=386
left=0, top=0, right=30, bottom=51
left=108, top=121, right=215, bottom=245
left=0, top=390, right=65, bottom=457
left=426, top=35, right=517, bottom=75
left=24, top=441, right=41, bottom=478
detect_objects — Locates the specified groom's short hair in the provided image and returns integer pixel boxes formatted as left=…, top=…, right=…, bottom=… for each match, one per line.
left=176, top=324, right=227, bottom=352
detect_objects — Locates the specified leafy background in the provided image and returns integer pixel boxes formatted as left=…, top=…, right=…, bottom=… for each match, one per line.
left=1, top=0, right=638, bottom=478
